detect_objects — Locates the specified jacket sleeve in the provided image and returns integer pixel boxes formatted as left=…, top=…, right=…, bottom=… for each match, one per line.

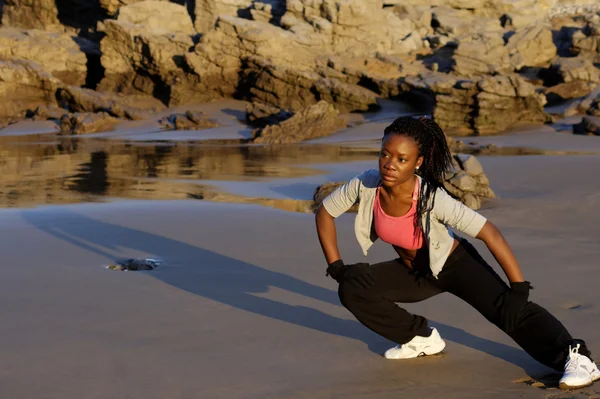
left=433, top=188, right=487, bottom=238
left=320, top=172, right=364, bottom=218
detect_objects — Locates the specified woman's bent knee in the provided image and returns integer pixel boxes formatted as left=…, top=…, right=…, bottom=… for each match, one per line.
left=338, top=280, right=375, bottom=310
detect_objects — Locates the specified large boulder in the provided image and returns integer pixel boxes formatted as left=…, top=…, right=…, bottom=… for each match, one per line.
left=116, top=1, right=195, bottom=34
left=192, top=0, right=288, bottom=32
left=159, top=111, right=219, bottom=130
left=185, top=16, right=378, bottom=112
left=241, top=56, right=379, bottom=113
left=2, top=0, right=104, bottom=31
left=475, top=75, right=548, bottom=134
left=452, top=34, right=511, bottom=77
left=551, top=57, right=600, bottom=83
left=571, top=21, right=600, bottom=59
left=282, top=0, right=424, bottom=56
left=0, top=28, right=87, bottom=86
left=99, top=0, right=171, bottom=16
left=97, top=2, right=196, bottom=104
left=252, top=100, right=346, bottom=144
left=59, top=112, right=119, bottom=134
left=0, top=60, right=61, bottom=123
left=1, top=0, right=62, bottom=30
left=402, top=72, right=548, bottom=134
left=193, top=0, right=254, bottom=32
left=573, top=115, right=600, bottom=135
left=432, top=6, right=502, bottom=37
left=56, top=86, right=164, bottom=120
left=444, top=154, right=495, bottom=210
left=506, top=23, right=557, bottom=70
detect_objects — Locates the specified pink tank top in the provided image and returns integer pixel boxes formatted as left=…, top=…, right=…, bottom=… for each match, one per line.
left=373, top=179, right=424, bottom=250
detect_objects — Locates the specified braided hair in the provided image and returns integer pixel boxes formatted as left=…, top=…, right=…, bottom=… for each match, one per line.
left=382, top=116, right=453, bottom=233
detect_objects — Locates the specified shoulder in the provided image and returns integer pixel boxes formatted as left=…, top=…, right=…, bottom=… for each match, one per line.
left=357, top=169, right=381, bottom=188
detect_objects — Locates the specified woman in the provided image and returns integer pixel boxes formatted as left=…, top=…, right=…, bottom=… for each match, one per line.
left=315, top=116, right=598, bottom=389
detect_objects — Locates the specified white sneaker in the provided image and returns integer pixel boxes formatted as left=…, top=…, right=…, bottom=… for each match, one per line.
left=559, top=344, right=600, bottom=389
left=384, top=327, right=446, bottom=359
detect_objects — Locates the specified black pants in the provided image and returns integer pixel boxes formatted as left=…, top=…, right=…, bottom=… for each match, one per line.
left=338, top=239, right=591, bottom=371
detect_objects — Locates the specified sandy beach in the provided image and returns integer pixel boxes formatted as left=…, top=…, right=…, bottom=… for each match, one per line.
left=0, top=118, right=599, bottom=399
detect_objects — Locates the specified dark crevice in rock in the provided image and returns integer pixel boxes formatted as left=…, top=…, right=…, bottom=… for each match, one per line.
left=84, top=52, right=105, bottom=90
left=186, top=0, right=196, bottom=22
left=357, top=76, right=382, bottom=95
left=55, top=0, right=107, bottom=32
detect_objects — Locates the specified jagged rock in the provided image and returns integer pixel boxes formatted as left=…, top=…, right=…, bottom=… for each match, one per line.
left=56, top=86, right=164, bottom=120
left=97, top=14, right=195, bottom=103
left=546, top=57, right=600, bottom=83
left=26, top=105, right=67, bottom=120
left=402, top=72, right=547, bottom=134
left=186, top=16, right=379, bottom=112
left=159, top=111, right=219, bottom=130
left=99, top=0, right=171, bottom=16
left=246, top=102, right=293, bottom=127
left=571, top=22, right=600, bottom=57
left=59, top=112, right=119, bottom=134
left=2, top=0, right=104, bottom=32
left=325, top=56, right=405, bottom=98
left=573, top=115, right=600, bottom=135
left=1, top=0, right=62, bottom=30
left=444, top=154, right=495, bottom=210
left=391, top=4, right=433, bottom=38
left=432, top=7, right=502, bottom=37
left=0, top=28, right=88, bottom=86
left=475, top=75, right=548, bottom=134
left=186, top=16, right=321, bottom=100
left=242, top=56, right=379, bottom=113
left=452, top=34, right=511, bottom=77
left=253, top=101, right=346, bottom=144
left=193, top=0, right=256, bottom=33
left=249, top=1, right=287, bottom=23
left=283, top=0, right=424, bottom=55
left=506, top=23, right=557, bottom=70
left=562, top=86, right=600, bottom=117
left=0, top=59, right=60, bottom=122
left=116, top=1, right=196, bottom=35
left=544, top=80, right=597, bottom=103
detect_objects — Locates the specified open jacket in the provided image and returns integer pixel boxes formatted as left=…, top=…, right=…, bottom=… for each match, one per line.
left=321, top=169, right=487, bottom=278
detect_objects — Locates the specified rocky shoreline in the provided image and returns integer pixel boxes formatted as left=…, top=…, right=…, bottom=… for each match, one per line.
left=0, top=0, right=599, bottom=138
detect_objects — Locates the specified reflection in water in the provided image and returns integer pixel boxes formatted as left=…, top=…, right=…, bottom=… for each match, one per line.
left=0, top=135, right=376, bottom=210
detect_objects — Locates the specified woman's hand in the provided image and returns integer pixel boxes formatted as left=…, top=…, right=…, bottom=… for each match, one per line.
left=326, top=260, right=374, bottom=289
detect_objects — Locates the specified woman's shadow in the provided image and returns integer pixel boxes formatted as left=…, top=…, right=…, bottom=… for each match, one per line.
left=20, top=207, right=540, bottom=374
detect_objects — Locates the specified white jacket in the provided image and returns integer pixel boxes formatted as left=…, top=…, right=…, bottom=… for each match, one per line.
left=321, top=169, right=487, bottom=278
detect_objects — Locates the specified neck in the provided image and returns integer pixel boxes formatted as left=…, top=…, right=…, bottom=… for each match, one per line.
left=382, top=175, right=416, bottom=199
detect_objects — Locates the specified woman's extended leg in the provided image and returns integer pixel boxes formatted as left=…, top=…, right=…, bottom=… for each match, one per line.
left=338, top=258, right=443, bottom=345
left=436, top=239, right=591, bottom=371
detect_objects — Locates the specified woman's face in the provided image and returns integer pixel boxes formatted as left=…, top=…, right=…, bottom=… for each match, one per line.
left=378, top=133, right=423, bottom=188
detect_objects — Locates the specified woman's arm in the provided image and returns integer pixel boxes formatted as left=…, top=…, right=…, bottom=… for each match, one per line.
left=476, top=221, right=524, bottom=283
left=315, top=205, right=342, bottom=264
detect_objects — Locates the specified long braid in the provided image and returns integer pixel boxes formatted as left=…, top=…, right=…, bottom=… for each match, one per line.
left=383, top=116, right=453, bottom=235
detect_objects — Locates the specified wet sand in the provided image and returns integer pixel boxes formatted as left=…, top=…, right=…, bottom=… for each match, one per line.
left=1, top=142, right=599, bottom=398
left=0, top=103, right=599, bottom=398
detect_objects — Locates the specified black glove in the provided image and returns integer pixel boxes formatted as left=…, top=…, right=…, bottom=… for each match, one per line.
left=494, top=281, right=533, bottom=333
left=326, top=260, right=375, bottom=289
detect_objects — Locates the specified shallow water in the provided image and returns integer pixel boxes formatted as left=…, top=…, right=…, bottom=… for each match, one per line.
left=1, top=115, right=600, bottom=210
left=0, top=134, right=378, bottom=209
